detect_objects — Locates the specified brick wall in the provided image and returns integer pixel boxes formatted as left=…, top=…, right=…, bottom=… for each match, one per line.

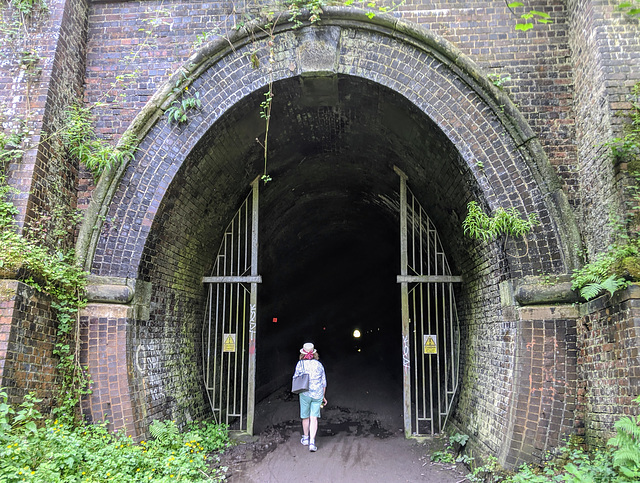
left=577, top=285, right=640, bottom=447
left=76, top=15, right=579, bottom=466
left=568, top=0, right=640, bottom=256
left=0, top=0, right=88, bottom=238
left=0, top=280, right=59, bottom=411
left=508, top=306, right=578, bottom=464
left=82, top=0, right=577, bottom=206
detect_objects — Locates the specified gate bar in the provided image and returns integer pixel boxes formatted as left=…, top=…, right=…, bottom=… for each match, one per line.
left=397, top=275, right=463, bottom=283
left=203, top=276, right=263, bottom=283
left=247, top=176, right=259, bottom=435
left=395, top=166, right=412, bottom=438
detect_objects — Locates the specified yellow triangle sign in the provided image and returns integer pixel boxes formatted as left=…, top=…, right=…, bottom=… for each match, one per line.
left=223, top=334, right=236, bottom=352
left=424, top=335, right=437, bottom=354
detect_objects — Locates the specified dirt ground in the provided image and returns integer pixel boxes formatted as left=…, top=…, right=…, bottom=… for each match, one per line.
left=216, top=359, right=470, bottom=483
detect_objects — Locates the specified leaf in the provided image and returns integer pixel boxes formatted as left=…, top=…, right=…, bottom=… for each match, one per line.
left=25, top=420, right=37, bottom=434
left=600, top=275, right=627, bottom=297
left=250, top=52, right=259, bottom=69
left=515, top=23, right=533, bottom=31
left=580, top=283, right=604, bottom=301
left=508, top=1, right=524, bottom=7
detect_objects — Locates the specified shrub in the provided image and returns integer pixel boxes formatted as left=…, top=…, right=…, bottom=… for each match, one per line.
left=0, top=389, right=231, bottom=482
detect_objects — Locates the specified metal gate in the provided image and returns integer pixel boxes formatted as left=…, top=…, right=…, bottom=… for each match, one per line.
left=395, top=167, right=462, bottom=437
left=202, top=177, right=261, bottom=435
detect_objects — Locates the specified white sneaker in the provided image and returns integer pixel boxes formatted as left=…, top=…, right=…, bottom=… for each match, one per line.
left=300, top=436, right=309, bottom=446
left=309, top=443, right=317, bottom=452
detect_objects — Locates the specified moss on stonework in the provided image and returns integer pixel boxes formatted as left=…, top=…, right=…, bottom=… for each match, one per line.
left=627, top=157, right=640, bottom=174
left=614, top=256, right=640, bottom=281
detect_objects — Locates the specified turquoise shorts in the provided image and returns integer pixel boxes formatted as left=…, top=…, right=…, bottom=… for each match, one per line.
left=299, top=393, right=322, bottom=419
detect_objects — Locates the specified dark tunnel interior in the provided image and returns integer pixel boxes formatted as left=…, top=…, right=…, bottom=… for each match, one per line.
left=256, top=182, right=404, bottom=424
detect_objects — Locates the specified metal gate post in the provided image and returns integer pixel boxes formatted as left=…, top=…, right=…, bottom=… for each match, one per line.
left=395, top=166, right=412, bottom=438
left=247, top=176, right=259, bottom=435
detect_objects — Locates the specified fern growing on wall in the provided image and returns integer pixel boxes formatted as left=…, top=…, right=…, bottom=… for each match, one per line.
left=608, top=396, right=640, bottom=480
left=462, top=200, right=539, bottom=241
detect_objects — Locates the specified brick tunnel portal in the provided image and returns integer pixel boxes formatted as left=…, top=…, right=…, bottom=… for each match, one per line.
left=201, top=74, right=470, bottom=433
left=80, top=16, right=580, bottom=464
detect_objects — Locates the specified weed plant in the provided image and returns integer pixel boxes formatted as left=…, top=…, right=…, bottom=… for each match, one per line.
left=431, top=397, right=640, bottom=482
left=0, top=389, right=231, bottom=482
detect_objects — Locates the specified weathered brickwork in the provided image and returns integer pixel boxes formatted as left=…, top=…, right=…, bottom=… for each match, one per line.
left=508, top=306, right=578, bottom=464
left=0, top=280, right=59, bottom=411
left=0, top=0, right=88, bottom=235
left=79, top=305, right=136, bottom=434
left=576, top=286, right=640, bottom=447
left=568, top=0, right=640, bottom=256
left=82, top=0, right=578, bottom=206
left=78, top=18, right=578, bottom=464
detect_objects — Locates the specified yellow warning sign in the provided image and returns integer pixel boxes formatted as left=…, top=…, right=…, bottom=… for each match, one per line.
left=424, top=335, right=437, bottom=355
left=223, top=334, right=236, bottom=353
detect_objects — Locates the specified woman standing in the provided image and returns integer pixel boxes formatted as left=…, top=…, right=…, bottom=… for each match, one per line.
left=293, top=342, right=327, bottom=452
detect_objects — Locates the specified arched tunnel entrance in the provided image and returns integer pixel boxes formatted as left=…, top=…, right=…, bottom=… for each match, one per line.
left=198, top=74, right=468, bottom=437
left=79, top=12, right=580, bottom=466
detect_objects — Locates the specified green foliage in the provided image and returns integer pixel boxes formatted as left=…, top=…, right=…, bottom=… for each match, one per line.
left=61, top=105, right=137, bottom=179
left=0, top=179, right=89, bottom=421
left=576, top=274, right=629, bottom=302
left=467, top=455, right=503, bottom=483
left=0, top=120, right=28, bottom=168
left=425, top=413, right=640, bottom=483
left=0, top=182, right=86, bottom=299
left=0, top=396, right=231, bottom=482
left=287, top=0, right=324, bottom=26
left=608, top=396, right=640, bottom=479
left=431, top=449, right=456, bottom=463
left=572, top=83, right=640, bottom=301
left=450, top=432, right=469, bottom=446
left=149, top=419, right=180, bottom=444
left=430, top=432, right=469, bottom=464
left=0, top=390, right=42, bottom=438
left=489, top=73, right=512, bottom=90
left=502, top=408, right=640, bottom=483
left=343, top=0, right=406, bottom=19
left=194, top=30, right=218, bottom=48
left=617, top=1, right=640, bottom=17
left=185, top=420, right=231, bottom=454
left=9, top=0, right=48, bottom=17
left=462, top=201, right=540, bottom=241
left=165, top=88, right=202, bottom=124
left=507, top=2, right=552, bottom=31
left=571, top=241, right=637, bottom=301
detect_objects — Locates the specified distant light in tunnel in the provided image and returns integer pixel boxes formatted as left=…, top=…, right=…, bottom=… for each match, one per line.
left=353, top=329, right=361, bottom=338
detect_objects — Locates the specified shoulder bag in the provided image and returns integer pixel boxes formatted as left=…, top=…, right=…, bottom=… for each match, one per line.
left=291, top=361, right=310, bottom=394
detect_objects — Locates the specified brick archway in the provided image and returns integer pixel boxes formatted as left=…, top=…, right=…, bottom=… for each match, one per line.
left=77, top=8, right=580, bottom=467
